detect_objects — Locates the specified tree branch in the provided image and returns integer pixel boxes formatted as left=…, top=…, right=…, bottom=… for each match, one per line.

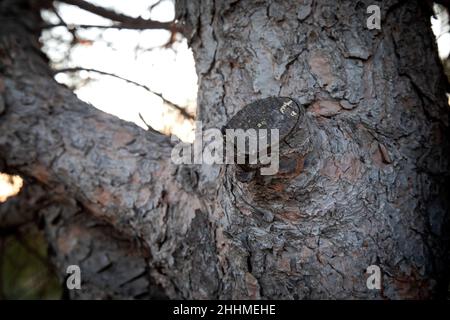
left=54, top=67, right=195, bottom=120
left=1, top=179, right=167, bottom=299
left=1, top=18, right=217, bottom=298
left=42, top=22, right=168, bottom=31
left=0, top=182, right=42, bottom=230
left=57, top=0, right=179, bottom=32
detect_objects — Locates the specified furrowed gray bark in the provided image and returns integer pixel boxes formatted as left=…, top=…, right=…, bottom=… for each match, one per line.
left=0, top=0, right=449, bottom=299
left=0, top=181, right=168, bottom=299
left=0, top=0, right=218, bottom=299
left=177, top=0, right=450, bottom=298
left=0, top=182, right=39, bottom=230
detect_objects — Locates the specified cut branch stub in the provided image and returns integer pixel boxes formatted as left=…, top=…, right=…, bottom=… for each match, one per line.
left=224, top=97, right=303, bottom=180
left=225, top=97, right=301, bottom=142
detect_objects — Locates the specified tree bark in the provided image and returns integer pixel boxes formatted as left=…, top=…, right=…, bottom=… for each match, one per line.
left=0, top=0, right=449, bottom=299
left=176, top=0, right=450, bottom=299
left=0, top=0, right=216, bottom=299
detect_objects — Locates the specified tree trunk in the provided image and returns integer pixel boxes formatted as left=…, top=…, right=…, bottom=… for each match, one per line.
left=1, top=0, right=449, bottom=299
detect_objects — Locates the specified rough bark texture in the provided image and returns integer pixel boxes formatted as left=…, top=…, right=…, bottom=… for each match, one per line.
left=0, top=0, right=213, bottom=299
left=0, top=181, right=168, bottom=299
left=176, top=0, right=450, bottom=299
left=0, top=0, right=449, bottom=299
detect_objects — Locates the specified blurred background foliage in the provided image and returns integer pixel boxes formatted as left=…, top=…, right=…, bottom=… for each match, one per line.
left=0, top=226, right=61, bottom=299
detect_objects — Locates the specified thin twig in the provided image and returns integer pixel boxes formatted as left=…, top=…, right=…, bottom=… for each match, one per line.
left=50, top=4, right=79, bottom=44
left=42, top=23, right=162, bottom=31
left=138, top=112, right=152, bottom=130
left=57, top=0, right=178, bottom=32
left=54, top=67, right=195, bottom=120
left=138, top=112, right=162, bottom=134
left=149, top=0, right=165, bottom=12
